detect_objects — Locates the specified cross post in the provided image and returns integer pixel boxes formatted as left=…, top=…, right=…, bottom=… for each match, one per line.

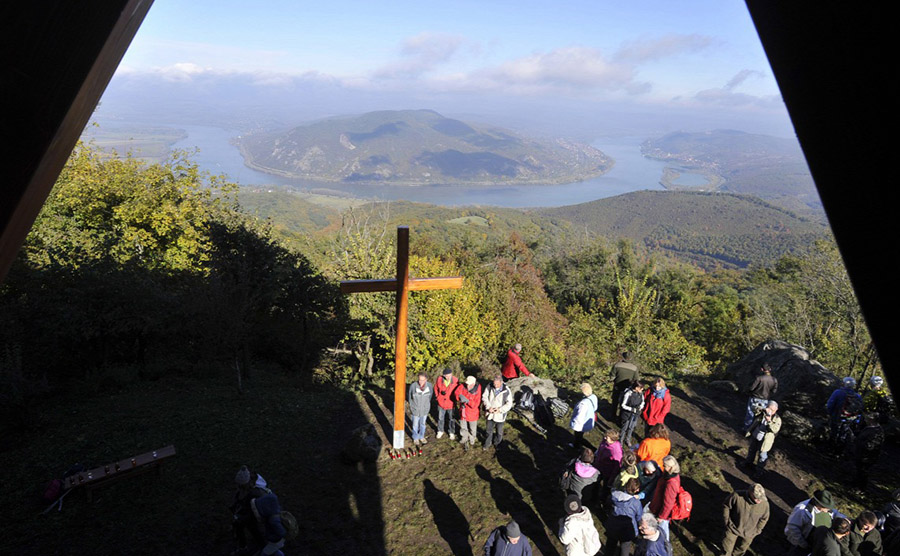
left=340, top=226, right=463, bottom=449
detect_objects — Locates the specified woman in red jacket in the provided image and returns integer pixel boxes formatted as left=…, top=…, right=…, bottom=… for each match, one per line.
left=642, top=378, right=671, bottom=437
left=434, top=368, right=460, bottom=440
left=649, top=455, right=680, bottom=543
left=454, top=376, right=482, bottom=451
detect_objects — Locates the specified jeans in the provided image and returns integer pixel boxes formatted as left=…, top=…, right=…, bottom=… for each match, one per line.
left=411, top=415, right=427, bottom=441
left=437, top=406, right=456, bottom=435
left=484, top=420, right=505, bottom=447
left=746, top=437, right=768, bottom=465
left=620, top=411, right=639, bottom=446
left=744, top=397, right=768, bottom=430
left=658, top=519, right=670, bottom=543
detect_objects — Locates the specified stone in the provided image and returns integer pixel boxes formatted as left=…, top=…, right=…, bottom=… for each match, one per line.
left=505, top=375, right=558, bottom=400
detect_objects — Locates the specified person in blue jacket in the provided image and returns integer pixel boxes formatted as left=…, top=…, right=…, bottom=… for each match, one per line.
left=826, top=377, right=862, bottom=443
left=484, top=520, right=532, bottom=556
left=250, top=493, right=286, bottom=556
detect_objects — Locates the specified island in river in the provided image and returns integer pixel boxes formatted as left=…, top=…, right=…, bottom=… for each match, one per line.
left=236, top=109, right=613, bottom=186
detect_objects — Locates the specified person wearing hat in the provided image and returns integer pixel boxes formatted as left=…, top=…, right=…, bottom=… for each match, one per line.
left=863, top=375, right=895, bottom=424
left=434, top=367, right=460, bottom=440
left=484, top=520, right=533, bottom=556
left=721, top=483, right=770, bottom=556
left=743, top=363, right=778, bottom=431
left=483, top=375, right=514, bottom=451
left=611, top=351, right=640, bottom=420
left=454, top=375, right=482, bottom=451
left=558, top=494, right=602, bottom=556
left=501, top=343, right=532, bottom=381
left=570, top=382, right=599, bottom=449
left=230, top=465, right=272, bottom=555
left=785, top=489, right=846, bottom=555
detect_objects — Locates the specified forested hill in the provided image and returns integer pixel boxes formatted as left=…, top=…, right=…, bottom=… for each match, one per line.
left=237, top=109, right=612, bottom=185
left=240, top=189, right=828, bottom=269
left=537, top=190, right=827, bottom=268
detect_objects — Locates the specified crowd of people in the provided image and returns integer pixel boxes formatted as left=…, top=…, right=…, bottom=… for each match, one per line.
left=229, top=345, right=896, bottom=556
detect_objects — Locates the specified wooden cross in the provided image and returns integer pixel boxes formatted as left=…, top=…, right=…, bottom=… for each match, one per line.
left=340, top=226, right=463, bottom=449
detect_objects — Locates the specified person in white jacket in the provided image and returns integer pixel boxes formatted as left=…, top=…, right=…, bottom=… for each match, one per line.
left=570, top=383, right=599, bottom=448
left=483, top=375, right=514, bottom=451
left=559, top=494, right=602, bottom=556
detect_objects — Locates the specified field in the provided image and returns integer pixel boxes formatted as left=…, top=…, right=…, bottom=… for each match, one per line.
left=1, top=369, right=894, bottom=555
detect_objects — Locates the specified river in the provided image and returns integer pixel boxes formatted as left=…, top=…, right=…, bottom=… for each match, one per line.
left=168, top=125, right=683, bottom=208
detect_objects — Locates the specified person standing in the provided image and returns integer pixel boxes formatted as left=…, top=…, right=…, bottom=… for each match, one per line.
left=455, top=375, right=482, bottom=451
left=561, top=447, right=600, bottom=501
left=570, top=383, right=599, bottom=448
left=483, top=375, right=513, bottom=451
left=249, top=493, right=287, bottom=556
left=434, top=367, right=459, bottom=440
left=784, top=489, right=845, bottom=556
left=862, top=375, right=895, bottom=423
left=558, top=494, right=603, bottom=556
left=619, top=380, right=645, bottom=446
left=408, top=372, right=433, bottom=446
left=635, top=513, right=672, bottom=556
left=605, top=478, right=644, bottom=556
left=649, top=455, right=681, bottom=543
left=642, top=379, right=671, bottom=437
left=852, top=412, right=884, bottom=489
left=848, top=511, right=883, bottom=556
left=826, top=376, right=862, bottom=444
left=501, top=343, right=532, bottom=380
left=636, top=424, right=671, bottom=470
left=611, top=351, right=640, bottom=420
left=484, top=520, right=533, bottom=556
left=231, top=465, right=272, bottom=555
left=810, top=517, right=852, bottom=556
left=743, top=401, right=781, bottom=479
left=721, top=483, right=770, bottom=556
left=743, top=363, right=778, bottom=431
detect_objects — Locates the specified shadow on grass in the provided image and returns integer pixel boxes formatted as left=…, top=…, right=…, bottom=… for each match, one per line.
left=423, top=479, right=473, bottom=556
left=475, top=464, right=560, bottom=556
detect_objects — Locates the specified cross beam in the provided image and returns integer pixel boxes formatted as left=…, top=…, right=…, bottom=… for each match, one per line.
left=341, top=226, right=463, bottom=449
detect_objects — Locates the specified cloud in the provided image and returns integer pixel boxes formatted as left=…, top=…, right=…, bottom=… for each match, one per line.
left=157, top=62, right=210, bottom=82
left=374, top=32, right=465, bottom=79
left=613, top=34, right=715, bottom=63
left=724, top=69, right=766, bottom=91
left=690, top=70, right=780, bottom=108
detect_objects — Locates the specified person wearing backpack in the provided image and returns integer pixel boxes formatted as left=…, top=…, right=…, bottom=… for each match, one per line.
left=558, top=494, right=603, bottom=556
left=826, top=377, right=862, bottom=444
left=619, top=381, right=645, bottom=446
left=434, top=367, right=459, bottom=440
left=742, top=401, right=781, bottom=480
left=560, top=447, right=600, bottom=500
left=721, top=483, right=770, bottom=556
left=570, top=383, right=598, bottom=449
left=649, top=455, right=681, bottom=543
left=611, top=351, right=640, bottom=421
left=231, top=465, right=272, bottom=555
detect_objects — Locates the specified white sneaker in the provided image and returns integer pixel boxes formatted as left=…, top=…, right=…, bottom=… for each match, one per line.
left=436, top=431, right=444, bottom=439
left=449, top=434, right=456, bottom=440
left=420, top=437, right=428, bottom=444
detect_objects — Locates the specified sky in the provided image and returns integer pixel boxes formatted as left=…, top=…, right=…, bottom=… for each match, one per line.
left=103, top=0, right=794, bottom=137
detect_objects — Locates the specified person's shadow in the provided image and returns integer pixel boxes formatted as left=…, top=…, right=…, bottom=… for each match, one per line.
left=423, top=479, right=473, bottom=556
left=475, top=464, right=560, bottom=556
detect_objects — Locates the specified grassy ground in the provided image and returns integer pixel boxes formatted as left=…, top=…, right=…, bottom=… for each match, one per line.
left=1, top=371, right=896, bottom=555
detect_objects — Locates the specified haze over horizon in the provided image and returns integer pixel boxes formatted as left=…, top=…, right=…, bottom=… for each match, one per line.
left=94, top=1, right=797, bottom=141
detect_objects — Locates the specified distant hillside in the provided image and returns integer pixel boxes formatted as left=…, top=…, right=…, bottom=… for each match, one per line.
left=238, top=109, right=612, bottom=185
left=642, top=130, right=821, bottom=216
left=537, top=190, right=828, bottom=268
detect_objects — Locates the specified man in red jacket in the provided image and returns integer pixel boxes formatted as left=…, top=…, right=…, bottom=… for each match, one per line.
left=455, top=375, right=482, bottom=451
left=434, top=367, right=459, bottom=440
left=501, top=344, right=532, bottom=381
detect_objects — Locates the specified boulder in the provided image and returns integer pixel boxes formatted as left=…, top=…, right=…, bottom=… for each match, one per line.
left=709, top=380, right=739, bottom=393
left=780, top=410, right=828, bottom=444
left=726, top=339, right=840, bottom=416
left=505, top=376, right=558, bottom=400
left=341, top=423, right=382, bottom=464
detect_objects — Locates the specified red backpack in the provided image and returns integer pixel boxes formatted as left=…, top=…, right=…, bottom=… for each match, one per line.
left=670, top=485, right=693, bottom=521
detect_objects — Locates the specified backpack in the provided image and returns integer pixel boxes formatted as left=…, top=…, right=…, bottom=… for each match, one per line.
left=670, top=485, right=693, bottom=521
left=549, top=397, right=570, bottom=418
left=842, top=393, right=864, bottom=417
left=517, top=386, right=536, bottom=411
left=280, top=510, right=299, bottom=541
left=559, top=459, right=576, bottom=491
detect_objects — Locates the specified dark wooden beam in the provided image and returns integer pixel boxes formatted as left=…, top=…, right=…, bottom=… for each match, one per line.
left=746, top=2, right=896, bottom=385
left=0, top=0, right=154, bottom=282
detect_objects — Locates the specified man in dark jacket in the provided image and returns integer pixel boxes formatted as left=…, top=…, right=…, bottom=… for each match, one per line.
left=250, top=492, right=286, bottom=556
left=811, top=517, right=852, bottom=556
left=743, top=363, right=778, bottom=431
left=721, top=483, right=770, bottom=556
left=484, top=520, right=533, bottom=556
left=848, top=511, right=882, bottom=556
left=882, top=488, right=900, bottom=537
left=612, top=351, right=639, bottom=420
left=826, top=377, right=862, bottom=444
left=852, top=413, right=884, bottom=489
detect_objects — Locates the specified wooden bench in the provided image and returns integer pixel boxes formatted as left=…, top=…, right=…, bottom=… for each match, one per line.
left=64, top=445, right=176, bottom=502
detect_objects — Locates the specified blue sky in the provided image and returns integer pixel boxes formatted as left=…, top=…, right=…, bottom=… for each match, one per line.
left=108, top=1, right=791, bottom=136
